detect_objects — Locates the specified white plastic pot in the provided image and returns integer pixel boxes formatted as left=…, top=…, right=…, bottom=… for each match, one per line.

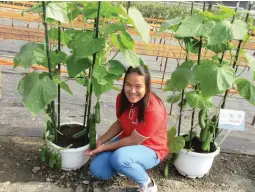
left=174, top=145, right=220, bottom=179
left=46, top=122, right=96, bottom=171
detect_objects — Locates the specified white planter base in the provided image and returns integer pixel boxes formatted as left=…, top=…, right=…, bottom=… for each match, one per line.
left=174, top=146, right=220, bottom=179
left=46, top=122, right=96, bottom=171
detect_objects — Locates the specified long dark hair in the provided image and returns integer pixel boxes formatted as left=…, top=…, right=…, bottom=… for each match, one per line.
left=118, top=65, right=162, bottom=122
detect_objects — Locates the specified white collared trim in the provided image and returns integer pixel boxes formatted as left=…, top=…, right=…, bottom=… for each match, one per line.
left=134, top=129, right=150, bottom=138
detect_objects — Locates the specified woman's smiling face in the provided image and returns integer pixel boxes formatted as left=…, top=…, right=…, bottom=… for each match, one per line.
left=124, top=72, right=146, bottom=104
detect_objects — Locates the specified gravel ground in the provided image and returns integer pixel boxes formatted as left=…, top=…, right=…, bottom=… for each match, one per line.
left=0, top=136, right=254, bottom=192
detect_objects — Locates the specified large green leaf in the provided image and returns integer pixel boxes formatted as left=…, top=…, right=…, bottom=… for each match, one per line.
left=196, top=20, right=216, bottom=37
left=82, top=2, right=98, bottom=18
left=52, top=75, right=61, bottom=85
left=111, top=32, right=134, bottom=51
left=166, top=92, right=181, bottom=104
left=197, top=60, right=235, bottom=97
left=60, top=81, right=72, bottom=95
left=184, top=37, right=200, bottom=54
left=108, top=60, right=126, bottom=76
left=83, top=2, right=117, bottom=19
left=22, top=3, right=42, bottom=15
left=207, top=20, right=248, bottom=45
left=185, top=91, right=213, bottom=109
left=128, top=7, right=150, bottom=44
left=206, top=43, right=228, bottom=54
left=92, top=64, right=108, bottom=80
left=100, top=2, right=115, bottom=17
left=65, top=30, right=84, bottom=49
left=111, top=35, right=125, bottom=51
left=74, top=32, right=105, bottom=58
left=244, top=53, right=255, bottom=71
left=110, top=5, right=128, bottom=16
left=52, top=75, right=72, bottom=95
left=231, top=20, right=248, bottom=40
left=168, top=126, right=176, bottom=141
left=64, top=29, right=83, bottom=39
left=236, top=78, right=255, bottom=105
left=105, top=74, right=122, bottom=81
left=103, top=23, right=126, bottom=35
left=14, top=43, right=46, bottom=69
left=48, top=28, right=72, bottom=46
left=18, top=72, right=57, bottom=115
left=175, top=15, right=215, bottom=37
left=66, top=55, right=91, bottom=77
left=167, top=60, right=195, bottom=91
left=46, top=2, right=69, bottom=23
left=121, top=49, right=144, bottom=68
left=50, top=51, right=67, bottom=68
left=170, top=136, right=185, bottom=154
left=119, top=31, right=134, bottom=50
left=92, top=77, right=114, bottom=97
left=163, top=79, right=175, bottom=92
left=189, top=64, right=199, bottom=85
left=75, top=72, right=88, bottom=86
left=68, top=7, right=81, bottom=21
left=218, top=4, right=235, bottom=15
left=198, top=9, right=233, bottom=21
left=175, top=15, right=203, bottom=37
left=167, top=127, right=185, bottom=154
left=158, top=17, right=181, bottom=33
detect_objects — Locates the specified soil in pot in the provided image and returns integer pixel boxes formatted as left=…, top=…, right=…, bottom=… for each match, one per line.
left=184, top=136, right=217, bottom=153
left=54, top=124, right=89, bottom=148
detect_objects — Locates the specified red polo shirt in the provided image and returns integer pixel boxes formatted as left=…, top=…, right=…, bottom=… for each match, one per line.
left=116, top=93, right=169, bottom=161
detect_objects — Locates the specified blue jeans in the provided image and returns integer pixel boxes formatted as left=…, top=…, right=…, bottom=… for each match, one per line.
left=90, top=137, right=160, bottom=186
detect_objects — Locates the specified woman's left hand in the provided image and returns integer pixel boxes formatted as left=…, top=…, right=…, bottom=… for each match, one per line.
left=84, top=145, right=104, bottom=156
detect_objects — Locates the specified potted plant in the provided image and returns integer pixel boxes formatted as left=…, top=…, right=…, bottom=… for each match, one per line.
left=14, top=1, right=150, bottom=170
left=161, top=3, right=255, bottom=178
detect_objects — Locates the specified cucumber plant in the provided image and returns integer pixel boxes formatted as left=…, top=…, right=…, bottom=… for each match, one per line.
left=162, top=3, right=255, bottom=153
left=14, top=1, right=150, bottom=167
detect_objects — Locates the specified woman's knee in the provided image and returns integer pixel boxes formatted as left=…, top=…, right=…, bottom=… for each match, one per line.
left=110, top=149, right=132, bottom=171
left=90, top=153, right=113, bottom=180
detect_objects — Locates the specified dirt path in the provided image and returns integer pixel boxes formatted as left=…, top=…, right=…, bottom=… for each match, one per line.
left=0, top=136, right=254, bottom=192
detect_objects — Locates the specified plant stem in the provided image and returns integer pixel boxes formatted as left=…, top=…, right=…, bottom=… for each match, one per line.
left=202, top=1, right=206, bottom=12
left=177, top=89, right=184, bottom=136
left=231, top=2, right=239, bottom=23
left=188, top=1, right=205, bottom=149
left=57, top=22, right=61, bottom=135
left=178, top=39, right=186, bottom=52
left=127, top=1, right=131, bottom=14
left=175, top=2, right=195, bottom=134
left=232, top=5, right=251, bottom=70
left=220, top=52, right=225, bottom=64
left=177, top=0, right=196, bottom=138
left=221, top=2, right=251, bottom=109
left=83, top=87, right=89, bottom=127
left=42, top=3, right=53, bottom=79
left=84, top=1, right=102, bottom=138
left=42, top=1, right=57, bottom=141
left=208, top=1, right=212, bottom=12
left=190, top=2, right=194, bottom=15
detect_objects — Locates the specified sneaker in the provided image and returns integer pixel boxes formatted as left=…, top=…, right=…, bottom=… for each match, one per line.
left=117, top=172, right=125, bottom=177
left=137, top=178, right=157, bottom=192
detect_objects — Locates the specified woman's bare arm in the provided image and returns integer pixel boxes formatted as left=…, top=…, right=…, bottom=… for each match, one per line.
left=87, top=130, right=147, bottom=156
left=98, top=120, right=122, bottom=144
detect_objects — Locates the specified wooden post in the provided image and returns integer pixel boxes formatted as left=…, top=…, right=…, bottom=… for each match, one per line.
left=252, top=116, right=255, bottom=125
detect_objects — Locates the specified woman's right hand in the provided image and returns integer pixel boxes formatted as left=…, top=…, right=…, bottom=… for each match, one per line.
left=84, top=138, right=103, bottom=156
